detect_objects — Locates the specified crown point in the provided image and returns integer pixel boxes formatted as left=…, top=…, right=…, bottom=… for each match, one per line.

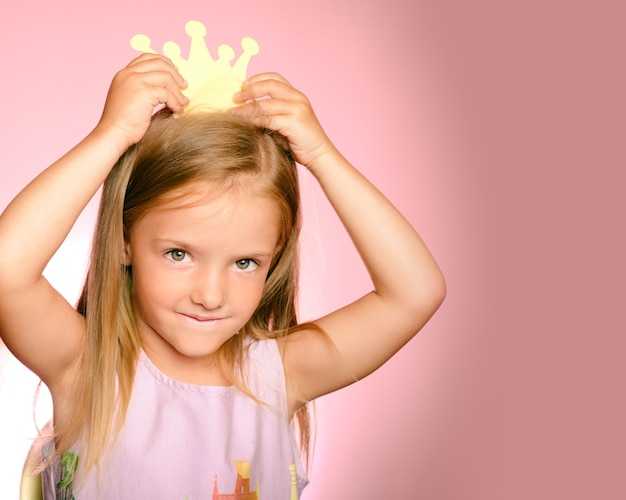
left=185, top=20, right=207, bottom=38
left=217, top=45, right=236, bottom=64
left=241, top=37, right=260, bottom=55
left=162, top=41, right=183, bottom=60
left=130, top=34, right=154, bottom=53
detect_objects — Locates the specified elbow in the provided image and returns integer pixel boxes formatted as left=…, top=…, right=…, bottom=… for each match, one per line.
left=408, top=271, right=446, bottom=330
left=423, top=273, right=447, bottom=319
left=434, top=273, right=447, bottom=310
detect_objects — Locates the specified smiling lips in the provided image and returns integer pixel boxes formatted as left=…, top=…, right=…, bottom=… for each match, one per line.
left=179, top=313, right=224, bottom=323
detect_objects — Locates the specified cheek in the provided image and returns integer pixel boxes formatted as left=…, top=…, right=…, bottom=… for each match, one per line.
left=131, top=262, right=174, bottom=308
left=130, top=272, right=155, bottom=315
left=239, top=280, right=267, bottom=314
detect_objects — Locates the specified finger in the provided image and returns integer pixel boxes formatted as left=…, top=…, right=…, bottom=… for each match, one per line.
left=235, top=78, right=305, bottom=104
left=126, top=53, right=176, bottom=72
left=118, top=66, right=188, bottom=109
left=230, top=99, right=302, bottom=133
left=125, top=55, right=188, bottom=90
left=236, top=97, right=298, bottom=118
left=149, top=84, right=188, bottom=111
left=245, top=72, right=292, bottom=86
left=153, top=87, right=188, bottom=114
left=125, top=76, right=187, bottom=114
left=140, top=69, right=187, bottom=95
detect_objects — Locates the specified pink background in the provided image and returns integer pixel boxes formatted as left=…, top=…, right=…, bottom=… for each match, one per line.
left=1, top=0, right=624, bottom=498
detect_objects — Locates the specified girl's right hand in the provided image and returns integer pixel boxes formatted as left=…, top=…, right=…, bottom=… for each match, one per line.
left=96, top=54, right=188, bottom=149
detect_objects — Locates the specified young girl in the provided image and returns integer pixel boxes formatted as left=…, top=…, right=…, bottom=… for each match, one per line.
left=0, top=53, right=445, bottom=498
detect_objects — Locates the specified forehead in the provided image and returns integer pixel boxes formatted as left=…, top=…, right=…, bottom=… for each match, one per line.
left=132, top=181, right=282, bottom=248
left=157, top=179, right=264, bottom=207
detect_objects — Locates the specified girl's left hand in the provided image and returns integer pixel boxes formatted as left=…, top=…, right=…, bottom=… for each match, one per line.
left=231, top=73, right=336, bottom=171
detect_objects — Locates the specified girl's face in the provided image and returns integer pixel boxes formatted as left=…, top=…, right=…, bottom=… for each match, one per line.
left=124, top=182, right=281, bottom=383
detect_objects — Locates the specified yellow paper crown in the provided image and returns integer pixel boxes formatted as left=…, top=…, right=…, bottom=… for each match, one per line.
left=130, top=21, right=259, bottom=112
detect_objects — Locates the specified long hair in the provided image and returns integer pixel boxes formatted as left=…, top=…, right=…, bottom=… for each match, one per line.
left=56, top=110, right=313, bottom=476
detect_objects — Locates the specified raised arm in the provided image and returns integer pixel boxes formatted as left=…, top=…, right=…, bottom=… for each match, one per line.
left=232, top=74, right=446, bottom=413
left=0, top=55, right=188, bottom=390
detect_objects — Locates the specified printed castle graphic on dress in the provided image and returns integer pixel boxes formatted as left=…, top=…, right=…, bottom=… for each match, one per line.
left=56, top=452, right=299, bottom=500
left=211, top=460, right=299, bottom=500
left=131, top=20, right=259, bottom=112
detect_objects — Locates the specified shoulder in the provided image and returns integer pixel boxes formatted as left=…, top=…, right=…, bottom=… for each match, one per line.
left=277, top=324, right=354, bottom=415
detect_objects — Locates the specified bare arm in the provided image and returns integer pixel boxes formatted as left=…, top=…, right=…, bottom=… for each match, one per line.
left=0, top=55, right=187, bottom=390
left=232, top=74, right=446, bottom=414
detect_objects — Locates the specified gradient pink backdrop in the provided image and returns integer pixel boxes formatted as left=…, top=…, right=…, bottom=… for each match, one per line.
left=1, top=1, right=624, bottom=499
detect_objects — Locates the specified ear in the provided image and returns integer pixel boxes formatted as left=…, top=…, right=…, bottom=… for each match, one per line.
left=123, top=241, right=132, bottom=266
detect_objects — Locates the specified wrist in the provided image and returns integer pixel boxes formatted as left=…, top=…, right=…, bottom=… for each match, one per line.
left=305, top=144, right=345, bottom=179
left=89, top=123, right=135, bottom=159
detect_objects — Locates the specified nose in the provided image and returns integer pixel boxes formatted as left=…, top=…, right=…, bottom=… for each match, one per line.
left=190, top=267, right=226, bottom=310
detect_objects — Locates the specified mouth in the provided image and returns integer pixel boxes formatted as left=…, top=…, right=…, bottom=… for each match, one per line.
left=179, top=313, right=224, bottom=324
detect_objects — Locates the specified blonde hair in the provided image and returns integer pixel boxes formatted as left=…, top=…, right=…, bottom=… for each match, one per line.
left=56, top=110, right=313, bottom=476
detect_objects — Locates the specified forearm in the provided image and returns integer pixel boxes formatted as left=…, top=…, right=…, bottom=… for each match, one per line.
left=0, top=126, right=128, bottom=288
left=309, top=147, right=446, bottom=314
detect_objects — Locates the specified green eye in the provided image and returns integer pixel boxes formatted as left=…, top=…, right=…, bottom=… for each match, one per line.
left=168, top=250, right=187, bottom=262
left=235, top=259, right=257, bottom=271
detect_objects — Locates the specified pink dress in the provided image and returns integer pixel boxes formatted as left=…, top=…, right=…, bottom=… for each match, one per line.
left=41, top=339, right=308, bottom=499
